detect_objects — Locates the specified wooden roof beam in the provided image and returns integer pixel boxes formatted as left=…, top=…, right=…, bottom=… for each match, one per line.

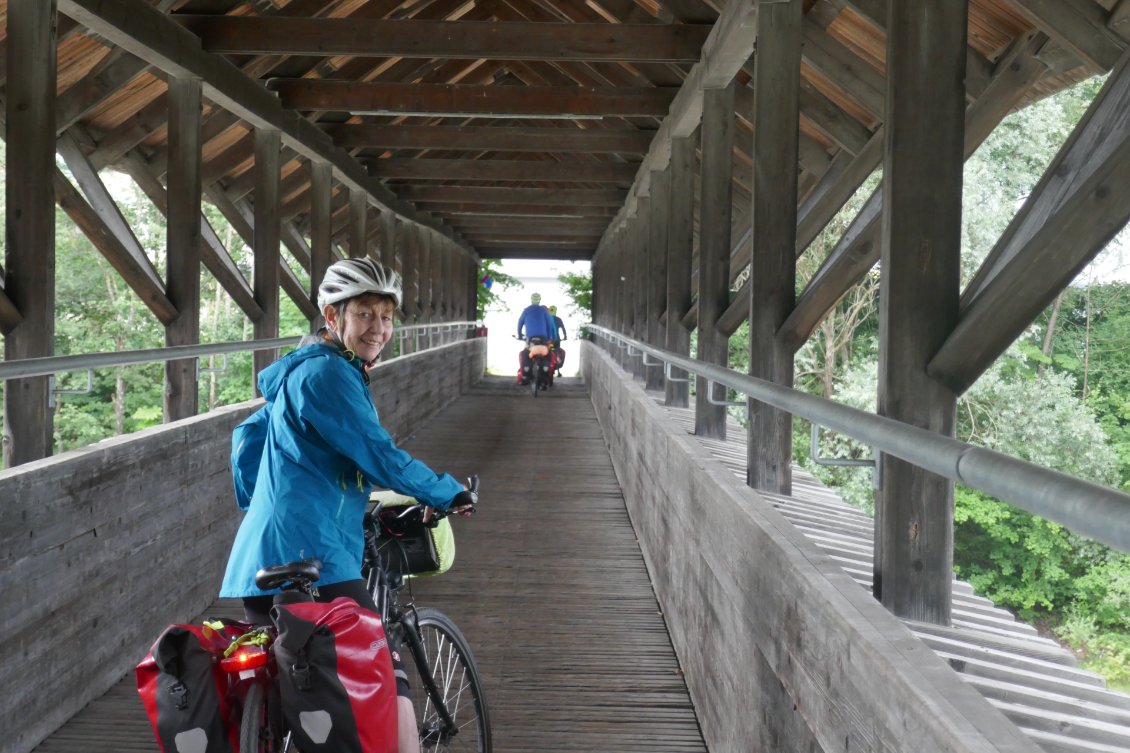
left=449, top=221, right=610, bottom=236
left=772, top=31, right=1055, bottom=352
left=174, top=16, right=712, bottom=62
left=598, top=0, right=762, bottom=235
left=1009, top=0, right=1126, bottom=72
left=418, top=202, right=620, bottom=217
left=800, top=18, right=885, bottom=121
left=369, top=157, right=638, bottom=182
left=396, top=185, right=627, bottom=205
left=473, top=245, right=596, bottom=259
left=53, top=166, right=178, bottom=325
left=930, top=49, right=1130, bottom=394
left=269, top=81, right=678, bottom=118
left=320, top=124, right=655, bottom=154
left=122, top=153, right=263, bottom=322
left=0, top=283, right=22, bottom=335
left=58, top=0, right=476, bottom=258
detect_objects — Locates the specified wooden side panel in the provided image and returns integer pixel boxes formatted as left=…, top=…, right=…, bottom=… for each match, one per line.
left=581, top=341, right=1042, bottom=753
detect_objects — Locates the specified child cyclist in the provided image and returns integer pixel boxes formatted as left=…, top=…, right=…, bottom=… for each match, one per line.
left=221, top=257, right=473, bottom=753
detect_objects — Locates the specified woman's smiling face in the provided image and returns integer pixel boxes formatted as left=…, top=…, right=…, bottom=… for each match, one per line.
left=325, top=293, right=395, bottom=362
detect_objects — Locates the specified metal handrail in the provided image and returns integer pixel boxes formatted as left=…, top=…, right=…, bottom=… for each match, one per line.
left=0, top=321, right=477, bottom=382
left=584, top=323, right=1130, bottom=552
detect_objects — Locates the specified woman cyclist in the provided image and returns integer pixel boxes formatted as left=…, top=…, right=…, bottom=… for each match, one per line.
left=220, top=257, right=471, bottom=753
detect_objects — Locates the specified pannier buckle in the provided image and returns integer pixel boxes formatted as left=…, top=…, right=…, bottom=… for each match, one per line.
left=291, top=661, right=313, bottom=691
left=168, top=681, right=189, bottom=710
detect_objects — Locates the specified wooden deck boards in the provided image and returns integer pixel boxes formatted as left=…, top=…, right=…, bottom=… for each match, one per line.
left=33, top=376, right=707, bottom=753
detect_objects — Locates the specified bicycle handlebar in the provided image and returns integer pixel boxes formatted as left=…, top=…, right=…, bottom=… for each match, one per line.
left=384, top=474, right=479, bottom=525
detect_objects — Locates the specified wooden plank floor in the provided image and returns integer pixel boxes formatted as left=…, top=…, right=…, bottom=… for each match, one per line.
left=33, top=376, right=707, bottom=753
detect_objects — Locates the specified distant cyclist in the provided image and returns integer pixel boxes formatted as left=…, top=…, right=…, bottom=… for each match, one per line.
left=516, top=292, right=555, bottom=384
left=548, top=305, right=568, bottom=377
left=222, top=258, right=472, bottom=753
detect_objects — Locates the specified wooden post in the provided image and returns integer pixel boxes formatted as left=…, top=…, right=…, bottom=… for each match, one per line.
left=623, top=227, right=636, bottom=371
left=310, top=161, right=333, bottom=330
left=665, top=135, right=694, bottom=407
left=348, top=188, right=367, bottom=259
left=4, top=0, right=57, bottom=467
left=418, top=229, right=433, bottom=324
left=646, top=171, right=669, bottom=391
left=379, top=209, right=396, bottom=271
left=442, top=242, right=454, bottom=324
left=747, top=0, right=802, bottom=495
left=252, top=127, right=281, bottom=394
left=634, top=200, right=651, bottom=380
left=164, top=76, right=203, bottom=422
left=876, top=0, right=967, bottom=625
left=402, top=225, right=420, bottom=351
left=696, top=82, right=736, bottom=439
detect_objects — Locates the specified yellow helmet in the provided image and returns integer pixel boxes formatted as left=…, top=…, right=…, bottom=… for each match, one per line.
left=549, top=305, right=558, bottom=314
left=531, top=293, right=541, bottom=304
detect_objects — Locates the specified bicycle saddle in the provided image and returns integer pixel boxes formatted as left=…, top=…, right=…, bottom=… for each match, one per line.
left=254, top=559, right=323, bottom=591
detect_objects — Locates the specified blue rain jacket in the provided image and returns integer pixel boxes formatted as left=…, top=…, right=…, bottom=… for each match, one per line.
left=221, top=342, right=464, bottom=597
left=517, top=304, right=555, bottom=340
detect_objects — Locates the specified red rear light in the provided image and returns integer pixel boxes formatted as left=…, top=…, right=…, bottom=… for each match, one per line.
left=220, top=645, right=268, bottom=673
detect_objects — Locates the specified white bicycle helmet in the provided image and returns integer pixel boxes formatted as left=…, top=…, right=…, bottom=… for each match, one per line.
left=317, top=258, right=402, bottom=310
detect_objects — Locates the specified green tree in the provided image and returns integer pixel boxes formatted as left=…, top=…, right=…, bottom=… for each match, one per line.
left=476, top=258, right=520, bottom=319
left=556, top=269, right=592, bottom=318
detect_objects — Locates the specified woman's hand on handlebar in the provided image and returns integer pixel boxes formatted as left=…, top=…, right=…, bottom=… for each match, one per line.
left=422, top=475, right=479, bottom=522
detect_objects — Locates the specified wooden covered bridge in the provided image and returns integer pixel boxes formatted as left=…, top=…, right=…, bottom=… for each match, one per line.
left=3, top=1, right=1130, bottom=752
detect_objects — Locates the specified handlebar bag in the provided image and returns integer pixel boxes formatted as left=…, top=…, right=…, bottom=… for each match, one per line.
left=136, top=621, right=247, bottom=753
left=271, top=597, right=398, bottom=753
left=370, top=490, right=455, bottom=577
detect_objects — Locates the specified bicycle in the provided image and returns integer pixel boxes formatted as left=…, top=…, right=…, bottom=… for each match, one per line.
left=229, top=477, right=491, bottom=753
left=517, top=336, right=553, bottom=397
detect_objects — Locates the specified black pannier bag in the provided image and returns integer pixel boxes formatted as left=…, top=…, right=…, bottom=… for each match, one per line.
left=136, top=622, right=245, bottom=753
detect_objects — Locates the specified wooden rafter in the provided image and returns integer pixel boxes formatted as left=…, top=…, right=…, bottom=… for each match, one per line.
left=57, top=0, right=474, bottom=256
left=1009, top=0, right=1126, bottom=71
left=174, top=16, right=712, bottom=62
left=320, top=124, right=654, bottom=154
left=268, top=80, right=678, bottom=118
left=368, top=157, right=637, bottom=182
left=53, top=166, right=177, bottom=324
left=122, top=154, right=263, bottom=322
left=396, top=185, right=627, bottom=205
left=771, top=30, right=1056, bottom=352
left=418, top=202, right=620, bottom=217
left=56, top=133, right=167, bottom=293
left=930, top=48, right=1130, bottom=394
left=0, top=283, right=25, bottom=334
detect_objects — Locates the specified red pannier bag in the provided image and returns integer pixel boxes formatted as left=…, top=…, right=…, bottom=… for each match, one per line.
left=270, top=597, right=398, bottom=753
left=136, top=621, right=248, bottom=753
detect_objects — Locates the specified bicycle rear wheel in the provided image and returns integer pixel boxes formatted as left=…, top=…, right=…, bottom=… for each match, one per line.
left=240, top=682, right=267, bottom=753
left=405, top=607, right=492, bottom=753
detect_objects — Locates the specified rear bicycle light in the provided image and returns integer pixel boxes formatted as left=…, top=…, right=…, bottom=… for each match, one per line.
left=220, top=645, right=268, bottom=673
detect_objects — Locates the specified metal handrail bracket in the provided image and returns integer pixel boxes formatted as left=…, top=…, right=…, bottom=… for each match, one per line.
left=705, top=379, right=744, bottom=408
left=664, top=362, right=689, bottom=383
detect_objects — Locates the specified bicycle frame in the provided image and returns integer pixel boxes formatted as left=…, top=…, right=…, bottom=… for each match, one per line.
left=367, top=549, right=461, bottom=738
